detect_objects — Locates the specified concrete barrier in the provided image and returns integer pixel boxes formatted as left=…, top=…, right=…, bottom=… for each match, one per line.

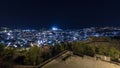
left=95, top=54, right=110, bottom=61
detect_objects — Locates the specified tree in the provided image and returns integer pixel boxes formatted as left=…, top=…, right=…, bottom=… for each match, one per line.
left=24, top=45, right=42, bottom=66
left=72, top=42, right=86, bottom=56
left=95, top=46, right=108, bottom=56
left=109, top=47, right=120, bottom=59
left=0, top=45, right=14, bottom=68
left=0, top=44, right=5, bottom=56
left=84, top=45, right=95, bottom=57
left=3, top=47, right=15, bottom=61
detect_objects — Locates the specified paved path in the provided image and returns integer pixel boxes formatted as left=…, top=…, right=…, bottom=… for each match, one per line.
left=42, top=51, right=120, bottom=68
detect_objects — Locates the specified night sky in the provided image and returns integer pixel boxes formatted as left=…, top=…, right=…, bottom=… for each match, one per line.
left=0, top=0, right=120, bottom=29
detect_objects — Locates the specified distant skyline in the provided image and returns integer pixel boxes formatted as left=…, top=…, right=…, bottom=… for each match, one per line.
left=0, top=0, right=120, bottom=29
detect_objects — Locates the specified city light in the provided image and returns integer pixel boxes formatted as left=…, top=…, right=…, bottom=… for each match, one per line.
left=7, top=33, right=11, bottom=36
left=0, top=27, right=120, bottom=47
left=52, top=27, right=58, bottom=31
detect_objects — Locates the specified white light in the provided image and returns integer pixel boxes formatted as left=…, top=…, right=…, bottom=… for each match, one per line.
left=37, top=40, right=40, bottom=44
left=7, top=42, right=11, bottom=46
left=14, top=45, right=17, bottom=48
left=37, top=40, right=43, bottom=44
left=7, top=33, right=11, bottom=36
left=52, top=27, right=58, bottom=30
left=4, top=30, right=7, bottom=32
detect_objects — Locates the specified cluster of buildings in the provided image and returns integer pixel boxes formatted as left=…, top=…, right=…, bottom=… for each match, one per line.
left=0, top=27, right=120, bottom=48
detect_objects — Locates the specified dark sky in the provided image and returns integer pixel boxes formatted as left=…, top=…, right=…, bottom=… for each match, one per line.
left=0, top=0, right=120, bottom=29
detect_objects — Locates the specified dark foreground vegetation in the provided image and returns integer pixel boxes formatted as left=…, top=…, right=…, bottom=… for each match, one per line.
left=0, top=36, right=120, bottom=68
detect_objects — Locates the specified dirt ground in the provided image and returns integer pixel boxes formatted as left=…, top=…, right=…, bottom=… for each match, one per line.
left=42, top=54, right=120, bottom=68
